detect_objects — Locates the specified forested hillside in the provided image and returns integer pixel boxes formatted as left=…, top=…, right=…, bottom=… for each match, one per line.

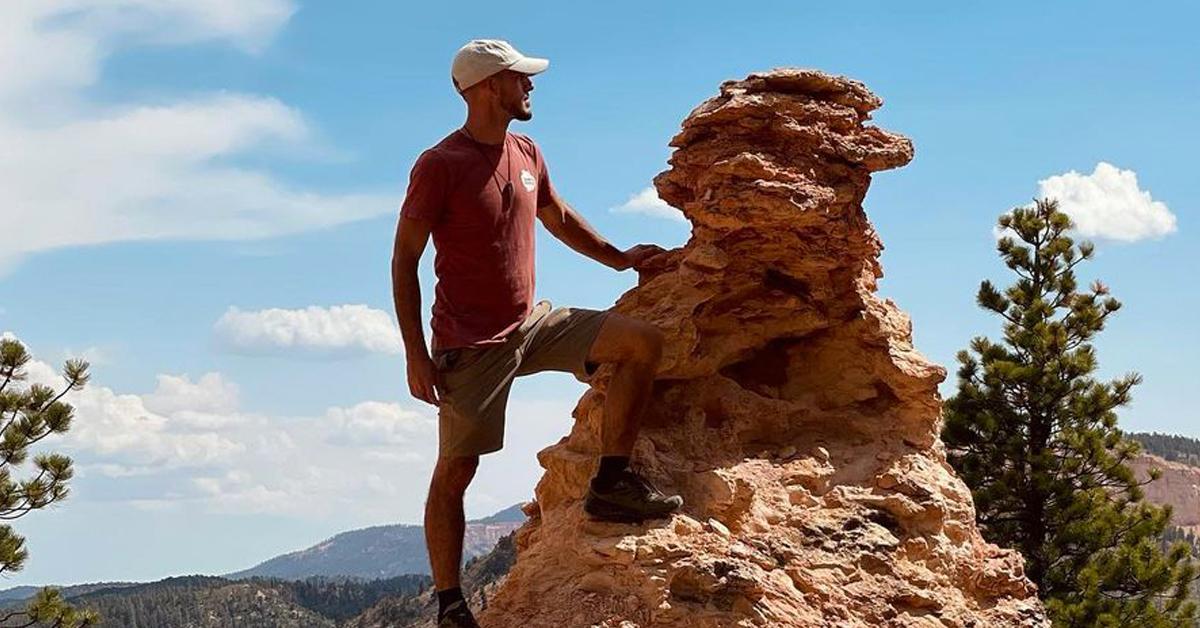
left=1130, top=432, right=1200, bottom=465
left=53, top=574, right=429, bottom=627
left=347, top=531, right=517, bottom=627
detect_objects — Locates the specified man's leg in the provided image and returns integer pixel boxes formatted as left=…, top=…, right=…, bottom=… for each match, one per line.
left=581, top=313, right=681, bottom=521
left=425, top=454, right=479, bottom=593
left=585, top=313, right=665, bottom=455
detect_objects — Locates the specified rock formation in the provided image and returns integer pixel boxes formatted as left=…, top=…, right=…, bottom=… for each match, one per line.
left=1131, top=454, right=1200, bottom=535
left=480, top=70, right=1049, bottom=627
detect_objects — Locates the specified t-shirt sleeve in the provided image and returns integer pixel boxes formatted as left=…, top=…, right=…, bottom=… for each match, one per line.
left=535, top=142, right=557, bottom=208
left=400, top=149, right=448, bottom=222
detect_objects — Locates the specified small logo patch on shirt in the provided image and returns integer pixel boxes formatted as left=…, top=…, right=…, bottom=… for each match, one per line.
left=520, top=169, right=536, bottom=192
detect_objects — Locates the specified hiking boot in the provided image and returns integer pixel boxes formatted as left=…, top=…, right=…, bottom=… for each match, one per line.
left=437, top=600, right=480, bottom=628
left=584, top=468, right=684, bottom=523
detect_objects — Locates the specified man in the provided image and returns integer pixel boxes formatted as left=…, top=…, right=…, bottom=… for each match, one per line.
left=391, top=40, right=684, bottom=628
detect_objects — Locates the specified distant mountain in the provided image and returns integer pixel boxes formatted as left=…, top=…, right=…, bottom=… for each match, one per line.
left=0, top=502, right=527, bottom=609
left=1126, top=434, right=1200, bottom=603
left=347, top=530, right=519, bottom=628
left=224, top=503, right=527, bottom=581
left=1126, top=434, right=1200, bottom=536
left=0, top=509, right=523, bottom=628
left=467, top=502, right=525, bottom=524
left=0, top=581, right=140, bottom=603
left=1130, top=432, right=1200, bottom=466
left=0, top=564, right=503, bottom=628
left=22, top=574, right=429, bottom=628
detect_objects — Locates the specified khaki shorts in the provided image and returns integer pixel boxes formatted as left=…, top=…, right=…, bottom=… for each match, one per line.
left=431, top=299, right=611, bottom=458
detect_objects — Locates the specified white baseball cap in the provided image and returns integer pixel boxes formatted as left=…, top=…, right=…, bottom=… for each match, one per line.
left=451, top=39, right=549, bottom=93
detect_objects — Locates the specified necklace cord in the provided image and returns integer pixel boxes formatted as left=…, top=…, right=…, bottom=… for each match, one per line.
left=460, top=127, right=513, bottom=209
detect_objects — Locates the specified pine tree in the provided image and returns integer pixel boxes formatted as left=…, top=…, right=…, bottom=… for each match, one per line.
left=0, top=336, right=99, bottom=627
left=942, top=198, right=1198, bottom=627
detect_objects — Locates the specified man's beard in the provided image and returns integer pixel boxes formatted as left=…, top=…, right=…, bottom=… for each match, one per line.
left=506, top=98, right=533, bottom=121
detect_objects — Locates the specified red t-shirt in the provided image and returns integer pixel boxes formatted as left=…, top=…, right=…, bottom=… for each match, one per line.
left=400, top=129, right=556, bottom=352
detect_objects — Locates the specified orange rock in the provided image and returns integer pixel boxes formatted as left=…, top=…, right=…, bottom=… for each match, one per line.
left=480, top=69, right=1049, bottom=627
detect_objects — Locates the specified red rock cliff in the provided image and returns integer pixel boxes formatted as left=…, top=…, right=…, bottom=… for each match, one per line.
left=1131, top=454, right=1200, bottom=535
left=480, top=69, right=1049, bottom=627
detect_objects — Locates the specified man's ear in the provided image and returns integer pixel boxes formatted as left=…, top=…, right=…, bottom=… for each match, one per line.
left=481, top=75, right=501, bottom=96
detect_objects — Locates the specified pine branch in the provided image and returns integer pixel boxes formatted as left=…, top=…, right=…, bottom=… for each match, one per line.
left=0, top=418, right=65, bottom=470
left=0, top=469, right=69, bottom=520
left=0, top=409, right=20, bottom=455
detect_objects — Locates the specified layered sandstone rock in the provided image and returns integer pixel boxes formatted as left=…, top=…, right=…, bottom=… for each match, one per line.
left=1131, top=454, right=1200, bottom=535
left=481, top=70, right=1048, bottom=627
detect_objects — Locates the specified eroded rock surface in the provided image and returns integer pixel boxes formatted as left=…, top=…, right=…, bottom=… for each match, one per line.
left=481, top=69, right=1049, bottom=627
left=1131, top=454, right=1200, bottom=535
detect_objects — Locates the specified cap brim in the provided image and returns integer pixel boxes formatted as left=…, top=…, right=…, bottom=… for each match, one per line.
left=508, top=56, right=549, bottom=75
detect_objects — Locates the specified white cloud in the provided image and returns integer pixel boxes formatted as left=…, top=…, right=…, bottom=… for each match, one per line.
left=213, top=305, right=403, bottom=357
left=77, top=462, right=161, bottom=478
left=128, top=498, right=180, bottom=512
left=11, top=348, right=439, bottom=518
left=362, top=449, right=424, bottom=464
left=1035, top=162, right=1177, bottom=242
left=0, top=1, right=392, bottom=275
left=22, top=363, right=252, bottom=468
left=0, top=1, right=295, bottom=106
left=143, top=373, right=239, bottom=416
left=610, top=186, right=687, bottom=223
left=325, top=401, right=435, bottom=447
left=60, top=346, right=110, bottom=367
left=2, top=333, right=577, bottom=524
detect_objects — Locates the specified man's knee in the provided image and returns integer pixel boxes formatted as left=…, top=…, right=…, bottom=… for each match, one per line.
left=430, top=455, right=479, bottom=495
left=635, top=323, right=664, bottom=365
left=591, top=313, right=664, bottom=366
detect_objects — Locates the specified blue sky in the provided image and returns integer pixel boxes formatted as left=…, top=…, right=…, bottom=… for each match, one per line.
left=0, top=1, right=1194, bottom=587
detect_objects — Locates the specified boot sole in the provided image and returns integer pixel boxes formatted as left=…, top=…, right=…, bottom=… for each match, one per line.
left=584, top=495, right=680, bottom=524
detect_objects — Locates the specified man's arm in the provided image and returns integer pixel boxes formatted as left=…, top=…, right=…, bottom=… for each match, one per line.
left=391, top=214, right=440, bottom=405
left=537, top=191, right=632, bottom=270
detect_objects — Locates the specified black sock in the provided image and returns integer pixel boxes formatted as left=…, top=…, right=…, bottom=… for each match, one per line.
left=593, top=455, right=630, bottom=489
left=437, top=587, right=465, bottom=619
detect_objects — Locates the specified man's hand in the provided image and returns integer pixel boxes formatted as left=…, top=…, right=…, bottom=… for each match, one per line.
left=406, top=352, right=442, bottom=406
left=619, top=243, right=667, bottom=271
